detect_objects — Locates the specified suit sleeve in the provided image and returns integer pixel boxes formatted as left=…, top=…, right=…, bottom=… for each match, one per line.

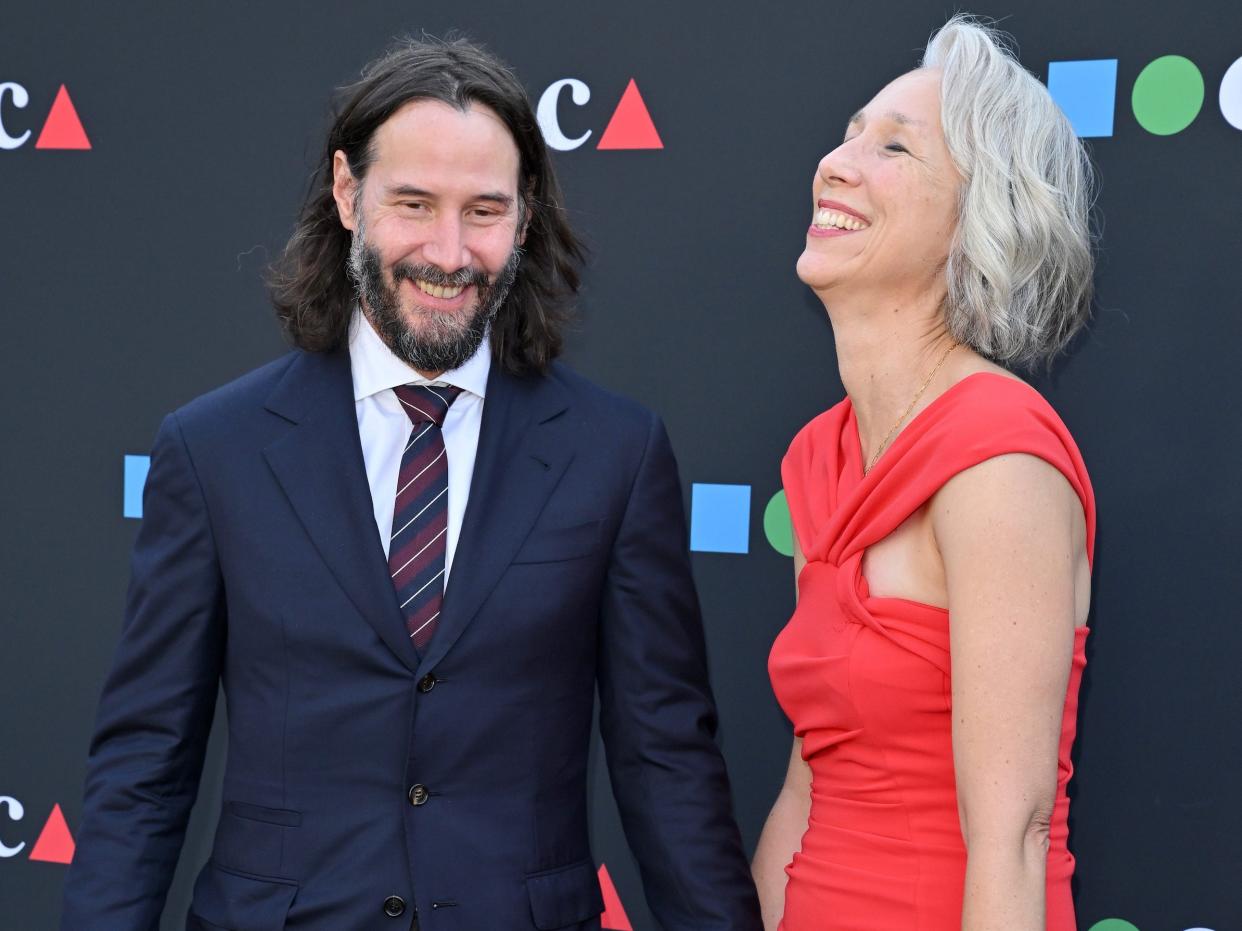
left=597, top=412, right=763, bottom=930
left=61, top=412, right=226, bottom=930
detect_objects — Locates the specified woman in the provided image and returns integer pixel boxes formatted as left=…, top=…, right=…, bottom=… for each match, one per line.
left=753, top=15, right=1096, bottom=931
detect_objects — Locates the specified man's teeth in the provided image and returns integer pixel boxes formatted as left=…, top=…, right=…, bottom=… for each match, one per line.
left=414, top=279, right=466, bottom=299
left=814, top=209, right=868, bottom=231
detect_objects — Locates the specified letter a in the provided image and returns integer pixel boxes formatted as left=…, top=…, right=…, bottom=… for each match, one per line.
left=36, top=85, right=91, bottom=150
left=597, top=79, right=663, bottom=150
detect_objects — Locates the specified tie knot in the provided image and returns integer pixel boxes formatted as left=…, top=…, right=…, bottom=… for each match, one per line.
left=393, top=384, right=463, bottom=427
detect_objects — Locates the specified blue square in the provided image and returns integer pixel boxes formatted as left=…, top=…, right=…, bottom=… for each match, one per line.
left=124, top=454, right=150, bottom=519
left=690, top=483, right=751, bottom=554
left=1047, top=59, right=1118, bottom=137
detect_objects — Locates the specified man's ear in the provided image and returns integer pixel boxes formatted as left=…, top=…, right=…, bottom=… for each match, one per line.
left=332, top=151, right=360, bottom=232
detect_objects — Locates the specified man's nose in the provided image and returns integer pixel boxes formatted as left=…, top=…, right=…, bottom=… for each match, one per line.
left=422, top=214, right=472, bottom=271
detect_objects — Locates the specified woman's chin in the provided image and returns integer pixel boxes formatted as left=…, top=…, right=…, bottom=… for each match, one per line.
left=795, top=252, right=841, bottom=292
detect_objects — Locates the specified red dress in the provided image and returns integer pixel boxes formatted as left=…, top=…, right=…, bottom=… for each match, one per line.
left=769, top=373, right=1095, bottom=931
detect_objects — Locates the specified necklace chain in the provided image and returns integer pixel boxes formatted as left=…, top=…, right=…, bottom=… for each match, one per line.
left=864, top=341, right=959, bottom=474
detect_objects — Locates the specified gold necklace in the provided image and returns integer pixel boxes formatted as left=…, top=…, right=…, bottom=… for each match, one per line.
left=864, top=341, right=959, bottom=474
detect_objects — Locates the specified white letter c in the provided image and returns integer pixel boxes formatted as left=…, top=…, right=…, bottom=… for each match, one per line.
left=0, top=796, right=26, bottom=857
left=0, top=83, right=32, bottom=150
left=537, top=79, right=591, bottom=151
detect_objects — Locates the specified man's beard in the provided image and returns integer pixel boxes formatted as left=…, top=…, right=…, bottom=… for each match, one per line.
left=347, top=224, right=521, bottom=373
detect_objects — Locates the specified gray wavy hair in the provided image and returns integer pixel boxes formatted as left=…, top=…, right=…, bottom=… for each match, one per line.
left=922, top=15, right=1095, bottom=368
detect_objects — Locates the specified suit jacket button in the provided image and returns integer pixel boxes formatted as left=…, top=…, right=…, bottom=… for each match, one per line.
left=418, top=673, right=437, bottom=693
left=408, top=784, right=430, bottom=806
left=383, top=895, right=405, bottom=917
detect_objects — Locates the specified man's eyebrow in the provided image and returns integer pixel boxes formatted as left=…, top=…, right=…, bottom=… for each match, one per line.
left=474, top=192, right=515, bottom=208
left=386, top=184, right=514, bottom=208
left=387, top=184, right=434, bottom=198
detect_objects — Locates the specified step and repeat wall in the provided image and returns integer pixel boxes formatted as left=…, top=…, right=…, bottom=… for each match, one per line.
left=3, top=1, right=1240, bottom=928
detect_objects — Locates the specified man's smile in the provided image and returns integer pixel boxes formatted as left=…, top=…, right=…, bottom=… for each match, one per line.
left=412, top=278, right=468, bottom=300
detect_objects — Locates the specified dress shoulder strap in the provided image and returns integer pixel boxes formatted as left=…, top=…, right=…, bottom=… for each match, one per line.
left=846, top=373, right=1096, bottom=566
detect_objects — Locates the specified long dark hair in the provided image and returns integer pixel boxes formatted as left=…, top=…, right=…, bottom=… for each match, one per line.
left=268, top=36, right=584, bottom=375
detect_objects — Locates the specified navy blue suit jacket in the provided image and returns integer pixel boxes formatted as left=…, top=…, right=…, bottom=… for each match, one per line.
left=62, top=348, right=761, bottom=931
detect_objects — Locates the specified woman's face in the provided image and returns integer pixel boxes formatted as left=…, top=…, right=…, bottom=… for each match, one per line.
left=796, top=69, right=962, bottom=305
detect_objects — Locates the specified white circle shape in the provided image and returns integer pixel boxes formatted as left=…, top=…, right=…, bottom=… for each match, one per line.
left=1220, top=56, right=1242, bottom=130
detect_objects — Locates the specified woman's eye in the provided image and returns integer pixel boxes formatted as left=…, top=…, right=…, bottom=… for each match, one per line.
left=885, top=143, right=907, bottom=154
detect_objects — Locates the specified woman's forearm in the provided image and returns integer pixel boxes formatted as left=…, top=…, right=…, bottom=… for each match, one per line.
left=960, top=835, right=1048, bottom=931
left=751, top=789, right=810, bottom=931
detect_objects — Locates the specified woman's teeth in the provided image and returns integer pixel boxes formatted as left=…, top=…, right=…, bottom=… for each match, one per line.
left=813, top=209, right=868, bottom=231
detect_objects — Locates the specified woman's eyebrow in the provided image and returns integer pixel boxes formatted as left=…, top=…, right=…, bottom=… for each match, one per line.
left=848, top=110, right=925, bottom=128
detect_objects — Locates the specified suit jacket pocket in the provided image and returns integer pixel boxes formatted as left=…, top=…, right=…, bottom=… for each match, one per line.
left=511, top=520, right=604, bottom=564
left=226, top=801, right=303, bottom=827
left=526, top=858, right=605, bottom=930
left=188, top=862, right=297, bottom=931
left=213, top=802, right=301, bottom=879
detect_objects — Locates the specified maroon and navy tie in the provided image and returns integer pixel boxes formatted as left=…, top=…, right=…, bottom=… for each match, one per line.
left=389, top=384, right=463, bottom=652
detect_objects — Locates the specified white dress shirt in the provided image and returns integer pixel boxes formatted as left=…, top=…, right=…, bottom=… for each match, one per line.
left=348, top=310, right=490, bottom=584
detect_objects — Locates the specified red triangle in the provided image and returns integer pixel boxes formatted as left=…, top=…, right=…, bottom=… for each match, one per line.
left=597, top=863, right=633, bottom=930
left=596, top=79, right=663, bottom=150
left=28, top=804, right=75, bottom=864
left=35, top=85, right=91, bottom=150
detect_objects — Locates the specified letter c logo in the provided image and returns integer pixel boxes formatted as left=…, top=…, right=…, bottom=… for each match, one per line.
left=0, top=796, right=26, bottom=857
left=0, top=83, right=32, bottom=150
left=537, top=78, right=591, bottom=151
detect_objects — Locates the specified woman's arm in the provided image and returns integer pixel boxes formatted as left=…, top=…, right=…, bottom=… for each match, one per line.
left=751, top=538, right=812, bottom=930
left=752, top=739, right=811, bottom=930
left=931, top=452, right=1087, bottom=931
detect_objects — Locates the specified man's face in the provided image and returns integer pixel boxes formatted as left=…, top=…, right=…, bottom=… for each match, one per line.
left=332, top=99, right=525, bottom=374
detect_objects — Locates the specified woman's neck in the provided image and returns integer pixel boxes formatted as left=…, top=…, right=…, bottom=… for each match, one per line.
left=821, top=286, right=960, bottom=464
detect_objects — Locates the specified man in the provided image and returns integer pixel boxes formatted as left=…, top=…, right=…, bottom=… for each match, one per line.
left=62, top=37, right=762, bottom=931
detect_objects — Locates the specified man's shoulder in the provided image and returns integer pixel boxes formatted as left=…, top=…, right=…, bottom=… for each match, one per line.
left=172, top=350, right=308, bottom=430
left=543, top=360, right=656, bottom=435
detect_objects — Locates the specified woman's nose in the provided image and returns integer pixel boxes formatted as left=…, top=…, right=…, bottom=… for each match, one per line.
left=817, top=142, right=861, bottom=188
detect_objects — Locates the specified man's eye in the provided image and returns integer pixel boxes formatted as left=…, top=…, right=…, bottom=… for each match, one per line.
left=885, top=143, right=908, bottom=154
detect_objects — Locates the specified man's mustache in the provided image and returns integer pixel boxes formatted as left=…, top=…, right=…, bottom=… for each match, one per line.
left=391, top=262, right=491, bottom=290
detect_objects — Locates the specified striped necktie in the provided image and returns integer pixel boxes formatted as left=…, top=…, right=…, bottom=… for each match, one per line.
left=389, top=384, right=463, bottom=651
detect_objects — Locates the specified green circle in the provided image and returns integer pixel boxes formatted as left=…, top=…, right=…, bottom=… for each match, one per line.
left=764, top=490, right=794, bottom=557
left=1132, top=55, right=1204, bottom=135
left=1087, top=920, right=1141, bottom=931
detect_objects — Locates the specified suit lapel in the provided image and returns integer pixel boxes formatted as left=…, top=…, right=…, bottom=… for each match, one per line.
left=262, top=350, right=419, bottom=675
left=417, top=365, right=573, bottom=676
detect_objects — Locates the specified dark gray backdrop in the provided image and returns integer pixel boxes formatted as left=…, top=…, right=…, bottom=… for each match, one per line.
left=2, top=2, right=1240, bottom=929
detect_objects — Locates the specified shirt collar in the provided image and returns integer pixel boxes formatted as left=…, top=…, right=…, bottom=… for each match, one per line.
left=348, top=307, right=491, bottom=403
